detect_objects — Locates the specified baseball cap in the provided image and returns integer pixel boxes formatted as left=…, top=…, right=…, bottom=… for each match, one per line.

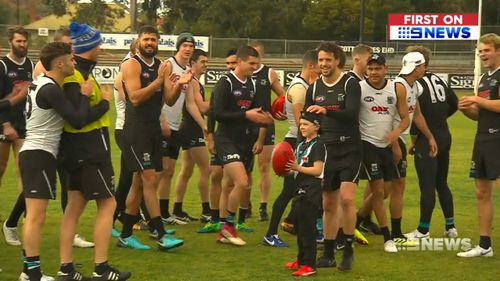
left=367, top=53, right=386, bottom=65
left=399, top=52, right=425, bottom=75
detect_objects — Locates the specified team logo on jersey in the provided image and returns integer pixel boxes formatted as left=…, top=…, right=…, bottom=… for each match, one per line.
left=477, top=90, right=489, bottom=99
left=260, top=79, right=268, bottom=86
left=302, top=156, right=309, bottom=163
left=233, top=90, right=242, bottom=96
left=237, top=99, right=252, bottom=109
left=142, top=72, right=151, bottom=79
left=370, top=163, right=379, bottom=173
left=489, top=78, right=498, bottom=87
left=337, top=93, right=345, bottom=101
left=364, top=96, right=374, bottom=102
left=250, top=90, right=255, bottom=98
left=387, top=96, right=395, bottom=104
left=315, top=95, right=325, bottom=102
left=143, top=153, right=151, bottom=162
left=7, top=71, right=18, bottom=79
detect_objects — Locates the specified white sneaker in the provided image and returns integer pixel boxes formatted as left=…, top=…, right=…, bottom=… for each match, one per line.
left=3, top=221, right=21, bottom=245
left=384, top=240, right=398, bottom=253
left=457, top=245, right=493, bottom=258
left=73, top=234, right=94, bottom=248
left=404, top=229, right=430, bottom=240
left=163, top=216, right=187, bottom=225
left=444, top=228, right=458, bottom=238
left=19, top=272, right=55, bottom=281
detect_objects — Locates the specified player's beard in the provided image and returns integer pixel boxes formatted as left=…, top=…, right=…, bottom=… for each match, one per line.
left=139, top=45, right=158, bottom=58
left=12, top=45, right=27, bottom=58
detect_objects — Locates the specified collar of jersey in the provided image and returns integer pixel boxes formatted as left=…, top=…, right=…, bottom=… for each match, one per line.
left=74, top=55, right=96, bottom=80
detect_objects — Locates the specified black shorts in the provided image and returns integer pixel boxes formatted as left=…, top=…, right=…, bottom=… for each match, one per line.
left=393, top=138, right=408, bottom=179
left=123, top=123, right=163, bottom=172
left=264, top=123, right=276, bottom=146
left=215, top=137, right=254, bottom=172
left=323, top=141, right=363, bottom=191
left=360, top=141, right=394, bottom=181
left=115, top=129, right=124, bottom=151
left=20, top=150, right=57, bottom=200
left=0, top=126, right=26, bottom=142
left=470, top=134, right=500, bottom=180
left=162, top=130, right=181, bottom=160
left=179, top=126, right=205, bottom=150
left=68, top=156, right=115, bottom=200
left=210, top=153, right=223, bottom=166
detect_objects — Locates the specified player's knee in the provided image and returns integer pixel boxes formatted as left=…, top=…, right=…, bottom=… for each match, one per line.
left=475, top=188, right=491, bottom=201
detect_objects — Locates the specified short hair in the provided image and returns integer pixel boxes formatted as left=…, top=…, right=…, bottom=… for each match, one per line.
left=352, top=44, right=373, bottom=57
left=405, top=45, right=432, bottom=67
left=8, top=26, right=28, bottom=42
left=138, top=25, right=160, bottom=39
left=191, top=49, right=207, bottom=63
left=53, top=27, right=70, bottom=42
left=479, top=33, right=500, bottom=50
left=236, top=45, right=259, bottom=61
left=302, top=49, right=318, bottom=66
left=226, top=48, right=237, bottom=58
left=129, top=38, right=137, bottom=53
left=317, top=42, right=346, bottom=68
left=40, top=42, right=72, bottom=71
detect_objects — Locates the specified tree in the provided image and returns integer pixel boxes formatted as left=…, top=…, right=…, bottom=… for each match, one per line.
left=71, top=0, right=125, bottom=30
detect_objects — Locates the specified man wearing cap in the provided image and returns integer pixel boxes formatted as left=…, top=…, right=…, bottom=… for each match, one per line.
left=158, top=32, right=195, bottom=224
left=389, top=52, right=437, bottom=244
left=56, top=22, right=131, bottom=280
left=355, top=54, right=409, bottom=253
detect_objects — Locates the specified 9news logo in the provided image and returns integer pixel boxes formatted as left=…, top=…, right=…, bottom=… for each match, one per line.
left=396, top=26, right=472, bottom=40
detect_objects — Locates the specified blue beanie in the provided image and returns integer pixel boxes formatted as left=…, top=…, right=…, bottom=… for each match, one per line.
left=69, top=22, right=102, bottom=54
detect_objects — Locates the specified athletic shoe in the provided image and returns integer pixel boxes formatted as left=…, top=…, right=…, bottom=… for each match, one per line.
left=404, top=229, right=430, bottom=240
left=236, top=223, right=254, bottom=232
left=157, top=235, right=184, bottom=251
left=338, top=253, right=353, bottom=272
left=148, top=229, right=176, bottom=239
left=292, top=265, right=316, bottom=277
left=19, top=272, right=55, bottom=281
left=91, top=266, right=131, bottom=281
left=384, top=240, right=398, bottom=253
left=172, top=212, right=198, bottom=222
left=354, top=229, right=369, bottom=245
left=3, top=221, right=21, bottom=245
left=117, top=235, right=151, bottom=250
left=285, top=260, right=299, bottom=270
left=198, top=222, right=222, bottom=233
left=163, top=216, right=188, bottom=225
left=111, top=228, right=120, bottom=238
left=73, top=234, right=94, bottom=248
left=280, top=221, right=295, bottom=235
left=445, top=227, right=458, bottom=238
left=220, top=224, right=246, bottom=246
left=263, top=235, right=289, bottom=247
left=457, top=245, right=494, bottom=258
left=200, top=214, right=211, bottom=223
left=316, top=231, right=324, bottom=244
left=56, top=270, right=90, bottom=281
left=393, top=237, right=419, bottom=246
left=336, top=241, right=345, bottom=251
left=259, top=210, right=269, bottom=222
left=132, top=220, right=149, bottom=231
left=216, top=232, right=229, bottom=244
left=316, top=256, right=336, bottom=268
left=359, top=218, right=382, bottom=235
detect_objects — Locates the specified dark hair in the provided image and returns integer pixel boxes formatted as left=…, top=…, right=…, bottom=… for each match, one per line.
left=190, top=49, right=207, bottom=63
left=40, top=42, right=72, bottom=71
left=129, top=38, right=137, bottom=53
left=138, top=25, right=160, bottom=39
left=226, top=48, right=237, bottom=58
left=53, top=27, right=70, bottom=42
left=317, top=42, right=346, bottom=68
left=8, top=26, right=28, bottom=42
left=406, top=45, right=432, bottom=67
left=236, top=45, right=259, bottom=61
left=352, top=44, right=373, bottom=57
left=302, top=49, right=318, bottom=66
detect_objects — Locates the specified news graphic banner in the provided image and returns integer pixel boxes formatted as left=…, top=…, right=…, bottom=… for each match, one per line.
left=388, top=13, right=479, bottom=40
left=100, top=33, right=210, bottom=52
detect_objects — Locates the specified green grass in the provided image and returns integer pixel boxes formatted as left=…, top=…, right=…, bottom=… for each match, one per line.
left=1, top=90, right=500, bottom=280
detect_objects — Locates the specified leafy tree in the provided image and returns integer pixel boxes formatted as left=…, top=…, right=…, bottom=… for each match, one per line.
left=72, top=0, right=125, bottom=30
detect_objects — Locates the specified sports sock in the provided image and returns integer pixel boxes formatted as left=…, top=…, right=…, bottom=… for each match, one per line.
left=95, top=261, right=109, bottom=275
left=391, top=217, right=403, bottom=238
left=210, top=209, right=220, bottom=223
left=120, top=213, right=138, bottom=239
left=173, top=202, right=182, bottom=215
left=60, top=262, right=75, bottom=274
left=323, top=239, right=336, bottom=259
left=140, top=200, right=151, bottom=221
left=6, top=193, right=25, bottom=227
left=355, top=213, right=365, bottom=229
left=344, top=234, right=354, bottom=255
left=25, top=256, right=41, bottom=280
left=160, top=199, right=170, bottom=219
left=479, top=236, right=491, bottom=249
left=226, top=211, right=236, bottom=227
left=417, top=221, right=430, bottom=234
left=381, top=226, right=391, bottom=242
left=445, top=217, right=455, bottom=231
left=149, top=216, right=165, bottom=239
left=238, top=208, right=247, bottom=224
left=202, top=202, right=210, bottom=215
left=337, top=228, right=345, bottom=243
left=259, top=202, right=267, bottom=212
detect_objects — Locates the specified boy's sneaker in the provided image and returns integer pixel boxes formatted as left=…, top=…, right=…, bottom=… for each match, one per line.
left=200, top=214, right=211, bottom=223
left=198, top=222, right=222, bottom=233
left=263, top=235, right=289, bottom=247
left=359, top=218, right=382, bottom=235
left=117, top=235, right=151, bottom=250
left=3, top=221, right=21, bottom=245
left=384, top=240, right=398, bottom=253
left=56, top=270, right=90, bottom=281
left=445, top=227, right=458, bottom=238
left=91, top=267, right=131, bottom=281
left=292, top=265, right=316, bottom=277
left=286, top=260, right=299, bottom=270
left=236, top=223, right=254, bottom=232
left=220, top=224, right=246, bottom=246
left=404, top=229, right=429, bottom=240
left=73, top=234, right=94, bottom=248
left=157, top=235, right=184, bottom=251
left=457, top=245, right=493, bottom=258
left=316, top=256, right=336, bottom=268
left=19, top=272, right=55, bottom=281
left=162, top=216, right=187, bottom=225
left=316, top=231, right=324, bottom=244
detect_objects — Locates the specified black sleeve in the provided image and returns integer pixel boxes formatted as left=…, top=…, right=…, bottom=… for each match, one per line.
left=310, top=140, right=326, bottom=163
left=304, top=83, right=314, bottom=109
left=409, top=121, right=419, bottom=136
left=212, top=78, right=246, bottom=122
left=0, top=99, right=10, bottom=111
left=207, top=97, right=216, bottom=133
left=63, top=82, right=110, bottom=124
left=446, top=84, right=458, bottom=117
left=325, top=78, right=361, bottom=122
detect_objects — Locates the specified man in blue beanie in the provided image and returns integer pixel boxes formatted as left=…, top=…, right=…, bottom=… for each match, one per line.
left=56, top=22, right=131, bottom=281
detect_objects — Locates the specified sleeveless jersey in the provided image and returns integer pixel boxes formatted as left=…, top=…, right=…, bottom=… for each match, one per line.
left=252, top=64, right=272, bottom=111
left=21, top=76, right=64, bottom=157
left=181, top=77, right=205, bottom=131
left=477, top=67, right=500, bottom=135
left=393, top=76, right=422, bottom=141
left=124, top=55, right=163, bottom=124
left=163, top=57, right=188, bottom=131
left=346, top=70, right=364, bottom=82
left=114, top=54, right=132, bottom=130
left=285, top=74, right=309, bottom=139
left=359, top=79, right=398, bottom=148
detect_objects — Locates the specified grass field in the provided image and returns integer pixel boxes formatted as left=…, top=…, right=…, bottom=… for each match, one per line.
left=0, top=90, right=499, bottom=281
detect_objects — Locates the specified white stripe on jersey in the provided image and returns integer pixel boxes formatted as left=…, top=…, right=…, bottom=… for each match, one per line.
left=393, top=76, right=422, bottom=142
left=162, top=57, right=189, bottom=131
left=285, top=75, right=309, bottom=139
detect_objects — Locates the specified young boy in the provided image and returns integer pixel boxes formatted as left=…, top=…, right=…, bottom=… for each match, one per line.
left=285, top=112, right=326, bottom=276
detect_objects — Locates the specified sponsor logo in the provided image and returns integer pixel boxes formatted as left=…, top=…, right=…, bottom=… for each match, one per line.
left=315, top=95, right=325, bottom=102
left=449, top=74, right=474, bottom=89
left=371, top=106, right=389, bottom=112
left=364, top=96, right=375, bottom=102
left=223, top=153, right=241, bottom=161
left=233, top=90, right=242, bottom=96
left=387, top=96, right=394, bottom=104
left=237, top=99, right=252, bottom=109
left=478, top=90, right=490, bottom=99
left=7, top=71, right=17, bottom=79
